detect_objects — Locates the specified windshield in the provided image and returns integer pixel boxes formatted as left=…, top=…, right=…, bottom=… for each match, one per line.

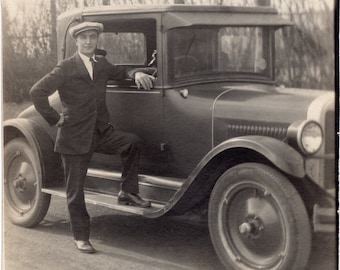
left=168, top=26, right=272, bottom=81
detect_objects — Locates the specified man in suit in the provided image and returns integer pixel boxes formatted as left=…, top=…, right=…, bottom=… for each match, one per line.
left=30, top=22, right=155, bottom=253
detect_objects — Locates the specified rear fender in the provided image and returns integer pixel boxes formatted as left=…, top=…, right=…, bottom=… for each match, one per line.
left=4, top=118, right=63, bottom=187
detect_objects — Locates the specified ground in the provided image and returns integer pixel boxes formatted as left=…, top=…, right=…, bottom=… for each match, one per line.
left=3, top=196, right=337, bottom=270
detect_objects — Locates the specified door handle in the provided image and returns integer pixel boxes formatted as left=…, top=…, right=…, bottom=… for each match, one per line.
left=179, top=89, right=189, bottom=98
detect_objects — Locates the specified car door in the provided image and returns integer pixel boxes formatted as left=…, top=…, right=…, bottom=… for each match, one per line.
left=90, top=23, right=168, bottom=175
left=104, top=85, right=166, bottom=175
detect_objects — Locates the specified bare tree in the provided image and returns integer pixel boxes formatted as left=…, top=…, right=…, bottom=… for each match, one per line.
left=274, top=0, right=334, bottom=89
left=256, top=0, right=270, bottom=5
left=51, top=0, right=57, bottom=60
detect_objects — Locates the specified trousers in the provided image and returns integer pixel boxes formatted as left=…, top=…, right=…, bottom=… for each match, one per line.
left=61, top=127, right=141, bottom=240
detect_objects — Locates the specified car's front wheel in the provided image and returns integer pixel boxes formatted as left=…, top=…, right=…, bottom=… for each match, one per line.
left=4, top=138, right=51, bottom=227
left=208, top=163, right=311, bottom=270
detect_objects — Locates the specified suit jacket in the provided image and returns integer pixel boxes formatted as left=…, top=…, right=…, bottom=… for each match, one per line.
left=30, top=52, right=133, bottom=154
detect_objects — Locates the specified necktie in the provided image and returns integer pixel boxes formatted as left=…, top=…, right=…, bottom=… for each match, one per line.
left=90, top=57, right=96, bottom=80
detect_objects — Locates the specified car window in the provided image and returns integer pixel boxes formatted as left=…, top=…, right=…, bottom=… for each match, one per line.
left=168, top=26, right=270, bottom=80
left=219, top=27, right=267, bottom=73
left=98, top=32, right=146, bottom=65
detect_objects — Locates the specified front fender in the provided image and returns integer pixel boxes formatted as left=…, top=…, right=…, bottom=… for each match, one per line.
left=4, top=118, right=63, bottom=187
left=167, top=135, right=305, bottom=216
left=209, top=135, right=305, bottom=178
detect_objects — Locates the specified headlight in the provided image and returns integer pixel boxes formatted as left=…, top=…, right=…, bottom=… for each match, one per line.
left=287, top=120, right=323, bottom=155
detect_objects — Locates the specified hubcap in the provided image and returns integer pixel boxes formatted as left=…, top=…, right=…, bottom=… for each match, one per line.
left=238, top=215, right=264, bottom=238
left=13, top=174, right=27, bottom=193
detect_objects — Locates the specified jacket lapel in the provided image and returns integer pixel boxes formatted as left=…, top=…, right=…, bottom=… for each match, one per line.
left=92, top=56, right=105, bottom=81
left=73, top=52, right=93, bottom=83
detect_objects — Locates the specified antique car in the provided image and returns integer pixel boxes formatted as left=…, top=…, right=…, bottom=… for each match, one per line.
left=3, top=4, right=335, bottom=270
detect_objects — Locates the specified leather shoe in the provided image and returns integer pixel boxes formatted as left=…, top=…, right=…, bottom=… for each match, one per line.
left=74, top=240, right=96, bottom=253
left=118, top=191, right=151, bottom=208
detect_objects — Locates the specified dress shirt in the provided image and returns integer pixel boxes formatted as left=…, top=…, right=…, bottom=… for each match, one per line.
left=78, top=52, right=97, bottom=80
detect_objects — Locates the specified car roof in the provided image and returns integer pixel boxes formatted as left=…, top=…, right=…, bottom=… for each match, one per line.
left=60, top=4, right=279, bottom=16
left=58, top=4, right=292, bottom=29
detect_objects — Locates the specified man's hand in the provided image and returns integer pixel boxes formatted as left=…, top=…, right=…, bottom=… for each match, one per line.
left=56, top=113, right=65, bottom=127
left=134, top=72, right=155, bottom=90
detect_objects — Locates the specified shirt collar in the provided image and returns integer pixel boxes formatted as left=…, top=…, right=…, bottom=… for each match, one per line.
left=78, top=52, right=97, bottom=63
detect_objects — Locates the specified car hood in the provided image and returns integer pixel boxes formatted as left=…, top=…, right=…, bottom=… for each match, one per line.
left=213, top=85, right=328, bottom=124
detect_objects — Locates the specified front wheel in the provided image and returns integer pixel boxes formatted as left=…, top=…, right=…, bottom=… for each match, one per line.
left=208, top=163, right=311, bottom=270
left=4, top=138, right=51, bottom=227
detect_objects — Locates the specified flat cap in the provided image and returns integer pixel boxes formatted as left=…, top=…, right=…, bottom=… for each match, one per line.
left=69, top=22, right=104, bottom=38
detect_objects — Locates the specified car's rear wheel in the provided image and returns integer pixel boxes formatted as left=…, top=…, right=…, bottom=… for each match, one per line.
left=208, top=163, right=311, bottom=270
left=4, top=138, right=51, bottom=227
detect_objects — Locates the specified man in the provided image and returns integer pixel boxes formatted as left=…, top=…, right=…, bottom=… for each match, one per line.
left=30, top=22, right=155, bottom=253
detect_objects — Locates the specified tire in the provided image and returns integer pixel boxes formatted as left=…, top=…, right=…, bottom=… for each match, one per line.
left=208, top=163, right=311, bottom=270
left=4, top=138, right=51, bottom=227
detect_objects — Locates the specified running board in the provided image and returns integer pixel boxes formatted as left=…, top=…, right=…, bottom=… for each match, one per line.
left=86, top=168, right=183, bottom=190
left=85, top=168, right=184, bottom=204
left=42, top=186, right=165, bottom=216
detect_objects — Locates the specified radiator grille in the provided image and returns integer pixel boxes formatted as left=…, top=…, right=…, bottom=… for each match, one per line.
left=323, top=110, right=335, bottom=189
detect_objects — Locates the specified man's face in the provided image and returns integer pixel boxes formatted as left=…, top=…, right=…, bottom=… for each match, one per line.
left=75, top=30, right=98, bottom=57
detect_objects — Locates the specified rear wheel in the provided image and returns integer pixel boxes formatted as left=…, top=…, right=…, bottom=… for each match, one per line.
left=208, top=163, right=311, bottom=270
left=4, top=138, right=51, bottom=227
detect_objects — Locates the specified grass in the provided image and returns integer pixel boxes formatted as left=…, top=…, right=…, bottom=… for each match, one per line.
left=3, top=101, right=32, bottom=121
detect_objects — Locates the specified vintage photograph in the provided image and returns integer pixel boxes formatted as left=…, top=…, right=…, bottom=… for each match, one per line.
left=2, top=0, right=337, bottom=269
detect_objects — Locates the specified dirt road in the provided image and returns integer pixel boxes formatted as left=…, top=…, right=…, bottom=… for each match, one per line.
left=4, top=196, right=337, bottom=270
